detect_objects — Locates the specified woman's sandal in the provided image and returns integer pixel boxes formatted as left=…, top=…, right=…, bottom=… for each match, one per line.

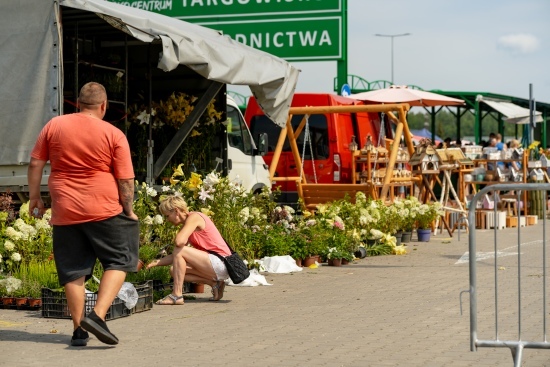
left=156, top=293, right=185, bottom=305
left=210, top=280, right=226, bottom=301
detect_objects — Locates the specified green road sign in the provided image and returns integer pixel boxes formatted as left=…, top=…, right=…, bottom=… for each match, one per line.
left=109, top=0, right=345, bottom=61
left=202, top=17, right=341, bottom=60
left=110, top=0, right=341, bottom=19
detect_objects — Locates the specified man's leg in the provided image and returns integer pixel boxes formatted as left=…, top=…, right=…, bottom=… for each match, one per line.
left=80, top=269, right=125, bottom=345
left=94, top=269, right=126, bottom=319
left=64, top=276, right=86, bottom=330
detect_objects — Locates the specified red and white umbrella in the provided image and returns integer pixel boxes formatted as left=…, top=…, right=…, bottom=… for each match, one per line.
left=350, top=85, right=465, bottom=107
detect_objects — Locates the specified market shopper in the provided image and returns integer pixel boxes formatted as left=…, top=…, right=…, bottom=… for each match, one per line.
left=146, top=195, right=230, bottom=304
left=27, top=82, right=139, bottom=347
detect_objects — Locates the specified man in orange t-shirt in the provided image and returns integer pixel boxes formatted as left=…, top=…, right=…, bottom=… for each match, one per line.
left=28, top=82, right=138, bottom=347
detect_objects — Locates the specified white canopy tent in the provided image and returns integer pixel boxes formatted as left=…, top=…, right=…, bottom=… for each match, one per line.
left=61, top=0, right=299, bottom=128
left=0, top=0, right=299, bottom=168
left=480, top=98, right=542, bottom=125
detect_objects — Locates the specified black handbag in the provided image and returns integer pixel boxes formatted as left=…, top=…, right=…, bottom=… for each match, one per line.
left=209, top=240, right=250, bottom=284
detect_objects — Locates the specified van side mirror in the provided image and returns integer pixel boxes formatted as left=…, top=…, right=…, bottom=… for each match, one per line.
left=257, top=133, right=268, bottom=156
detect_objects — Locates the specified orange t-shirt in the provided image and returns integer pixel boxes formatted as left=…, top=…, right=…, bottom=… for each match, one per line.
left=31, top=113, right=134, bottom=225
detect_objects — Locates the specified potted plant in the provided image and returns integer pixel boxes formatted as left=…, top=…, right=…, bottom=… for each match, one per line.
left=0, top=276, right=22, bottom=305
left=415, top=201, right=444, bottom=242
left=397, top=196, right=421, bottom=243
left=326, top=246, right=347, bottom=267
left=288, top=229, right=309, bottom=267
left=138, top=244, right=162, bottom=271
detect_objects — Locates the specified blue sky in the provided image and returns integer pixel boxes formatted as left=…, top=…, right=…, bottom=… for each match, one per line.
left=231, top=0, right=550, bottom=103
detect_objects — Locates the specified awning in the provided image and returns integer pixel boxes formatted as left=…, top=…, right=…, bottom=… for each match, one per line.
left=480, top=98, right=542, bottom=125
left=60, top=0, right=299, bottom=128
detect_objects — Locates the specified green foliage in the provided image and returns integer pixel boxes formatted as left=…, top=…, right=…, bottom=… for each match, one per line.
left=407, top=109, right=518, bottom=142
left=0, top=201, right=53, bottom=274
left=126, top=266, right=171, bottom=285
left=366, top=241, right=393, bottom=256
left=139, top=243, right=163, bottom=264
left=11, top=260, right=58, bottom=297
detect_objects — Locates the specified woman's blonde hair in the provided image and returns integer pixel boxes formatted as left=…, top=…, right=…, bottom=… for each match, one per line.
left=159, top=195, right=188, bottom=216
left=509, top=139, right=520, bottom=149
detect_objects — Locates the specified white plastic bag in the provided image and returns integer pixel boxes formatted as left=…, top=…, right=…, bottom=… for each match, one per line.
left=261, top=255, right=303, bottom=273
left=227, top=269, right=272, bottom=287
left=116, top=282, right=139, bottom=309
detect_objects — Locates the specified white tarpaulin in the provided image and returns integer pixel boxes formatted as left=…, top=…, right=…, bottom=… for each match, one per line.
left=481, top=98, right=542, bottom=125
left=0, top=0, right=298, bottom=166
left=60, top=0, right=299, bottom=128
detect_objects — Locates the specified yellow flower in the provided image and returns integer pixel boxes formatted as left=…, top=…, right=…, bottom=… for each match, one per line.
left=302, top=210, right=313, bottom=218
left=190, top=129, right=202, bottom=137
left=528, top=140, right=540, bottom=150
left=172, top=163, right=184, bottom=178
left=200, top=207, right=214, bottom=217
left=393, top=245, right=408, bottom=255
left=188, top=172, right=202, bottom=191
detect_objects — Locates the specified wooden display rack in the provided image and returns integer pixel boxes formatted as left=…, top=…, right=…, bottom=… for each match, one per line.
left=268, top=103, right=419, bottom=209
left=351, top=147, right=415, bottom=200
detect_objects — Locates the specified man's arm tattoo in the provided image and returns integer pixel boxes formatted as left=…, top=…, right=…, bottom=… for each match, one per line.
left=117, top=179, right=135, bottom=215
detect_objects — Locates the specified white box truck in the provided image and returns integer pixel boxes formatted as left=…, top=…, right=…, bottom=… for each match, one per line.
left=0, top=0, right=299, bottom=201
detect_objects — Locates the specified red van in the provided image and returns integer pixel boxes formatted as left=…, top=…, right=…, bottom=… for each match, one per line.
left=245, top=93, right=386, bottom=204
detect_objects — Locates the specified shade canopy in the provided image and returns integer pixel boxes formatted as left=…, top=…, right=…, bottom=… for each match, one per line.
left=410, top=128, right=443, bottom=143
left=480, top=98, right=543, bottom=125
left=350, top=85, right=465, bottom=107
left=61, top=0, right=299, bottom=128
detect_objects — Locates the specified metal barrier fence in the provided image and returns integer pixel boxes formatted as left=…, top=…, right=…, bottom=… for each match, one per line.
left=460, top=183, right=550, bottom=366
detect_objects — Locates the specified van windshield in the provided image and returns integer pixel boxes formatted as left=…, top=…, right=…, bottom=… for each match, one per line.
left=227, top=105, right=254, bottom=155
left=250, top=114, right=328, bottom=160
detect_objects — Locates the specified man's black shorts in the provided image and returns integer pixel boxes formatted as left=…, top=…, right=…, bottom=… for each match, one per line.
left=52, top=213, right=139, bottom=285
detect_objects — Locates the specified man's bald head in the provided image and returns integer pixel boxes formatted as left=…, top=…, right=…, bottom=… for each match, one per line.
left=78, top=82, right=107, bottom=106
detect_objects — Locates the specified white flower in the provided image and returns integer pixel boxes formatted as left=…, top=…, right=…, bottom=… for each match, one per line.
left=203, top=171, right=220, bottom=188
left=14, top=221, right=36, bottom=240
left=10, top=252, right=21, bottom=262
left=6, top=227, right=22, bottom=241
left=43, top=209, right=52, bottom=221
left=283, top=205, right=295, bottom=214
left=369, top=229, right=384, bottom=239
left=198, top=187, right=213, bottom=202
left=146, top=187, right=157, bottom=197
left=231, top=175, right=243, bottom=186
left=35, top=218, right=51, bottom=231
left=0, top=277, right=22, bottom=294
left=3, top=240, right=15, bottom=251
left=239, top=207, right=250, bottom=224
left=153, top=215, right=164, bottom=225
left=19, top=202, right=30, bottom=219
left=137, top=110, right=150, bottom=125
left=251, top=207, right=260, bottom=218
left=161, top=185, right=171, bottom=192
left=143, top=216, right=153, bottom=225
left=0, top=253, right=2, bottom=263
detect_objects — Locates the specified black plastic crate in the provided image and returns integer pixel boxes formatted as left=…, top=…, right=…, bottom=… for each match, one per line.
left=41, top=281, right=153, bottom=320
left=131, top=280, right=153, bottom=314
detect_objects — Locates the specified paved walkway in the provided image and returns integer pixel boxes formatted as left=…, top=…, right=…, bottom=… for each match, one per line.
left=1, top=224, right=550, bottom=366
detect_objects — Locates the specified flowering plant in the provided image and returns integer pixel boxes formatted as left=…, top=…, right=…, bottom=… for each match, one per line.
left=128, top=92, right=223, bottom=177
left=415, top=201, right=444, bottom=229
left=398, top=196, right=421, bottom=231
left=0, top=276, right=22, bottom=296
left=1, top=201, right=53, bottom=274
left=326, top=245, right=348, bottom=260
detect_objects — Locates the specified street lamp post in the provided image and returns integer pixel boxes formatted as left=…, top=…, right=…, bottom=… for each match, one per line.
left=374, top=33, right=411, bottom=85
